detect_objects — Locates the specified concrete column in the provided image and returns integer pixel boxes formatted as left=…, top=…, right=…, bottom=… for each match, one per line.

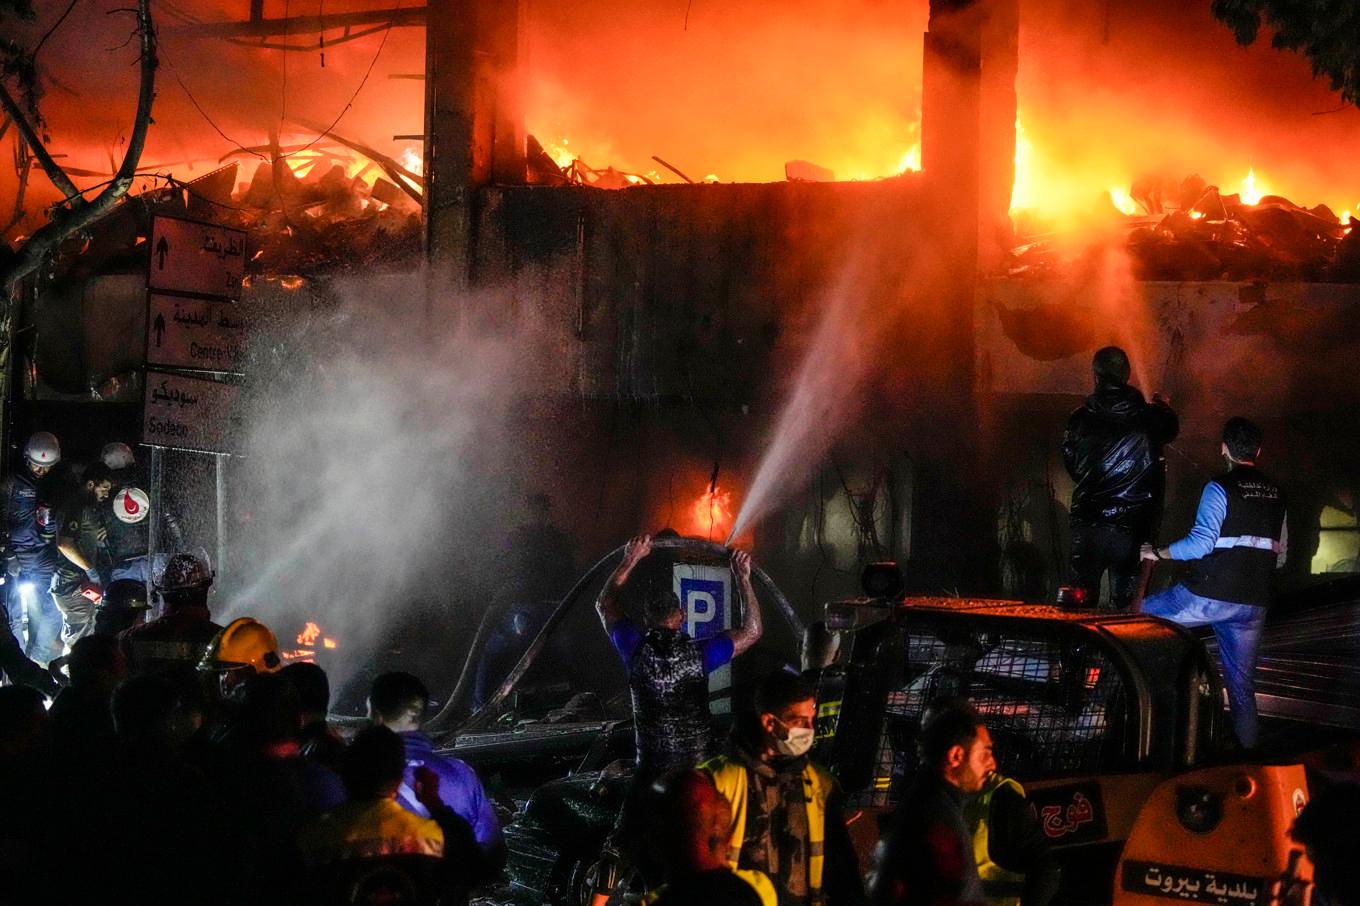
left=922, top=0, right=1018, bottom=271
left=424, top=0, right=485, bottom=292
left=488, top=0, right=526, bottom=186
left=424, top=0, right=524, bottom=290
left=979, top=0, right=1019, bottom=268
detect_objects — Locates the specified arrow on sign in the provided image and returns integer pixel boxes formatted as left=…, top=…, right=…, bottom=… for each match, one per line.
left=153, top=313, right=165, bottom=348
left=155, top=236, right=169, bottom=270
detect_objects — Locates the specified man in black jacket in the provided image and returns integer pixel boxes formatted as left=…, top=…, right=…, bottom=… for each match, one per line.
left=870, top=699, right=993, bottom=906
left=1063, top=346, right=1178, bottom=609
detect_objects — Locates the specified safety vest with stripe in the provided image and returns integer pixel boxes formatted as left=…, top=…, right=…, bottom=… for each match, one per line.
left=642, top=868, right=779, bottom=906
left=701, top=755, right=835, bottom=903
left=962, top=774, right=1028, bottom=906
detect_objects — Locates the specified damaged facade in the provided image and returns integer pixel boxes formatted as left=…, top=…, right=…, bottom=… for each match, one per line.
left=5, top=0, right=1360, bottom=630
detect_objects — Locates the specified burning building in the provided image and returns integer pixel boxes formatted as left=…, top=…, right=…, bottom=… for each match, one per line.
left=2, top=0, right=1360, bottom=687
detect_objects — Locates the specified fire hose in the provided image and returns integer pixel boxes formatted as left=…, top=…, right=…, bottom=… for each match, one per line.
left=427, top=535, right=803, bottom=736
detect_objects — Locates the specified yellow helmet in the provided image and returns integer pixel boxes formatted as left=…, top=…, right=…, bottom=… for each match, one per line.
left=198, top=617, right=283, bottom=675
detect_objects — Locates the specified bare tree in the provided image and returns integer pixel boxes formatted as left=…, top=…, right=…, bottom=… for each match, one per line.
left=1, top=0, right=157, bottom=292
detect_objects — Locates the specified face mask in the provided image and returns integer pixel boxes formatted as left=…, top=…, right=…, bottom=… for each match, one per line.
left=773, top=718, right=815, bottom=757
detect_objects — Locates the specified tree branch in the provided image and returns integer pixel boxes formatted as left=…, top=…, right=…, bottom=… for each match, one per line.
left=0, top=81, right=81, bottom=202
left=1, top=0, right=157, bottom=292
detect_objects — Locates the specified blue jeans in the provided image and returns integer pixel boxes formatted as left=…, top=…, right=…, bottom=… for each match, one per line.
left=1142, top=583, right=1266, bottom=748
left=5, top=565, right=62, bottom=667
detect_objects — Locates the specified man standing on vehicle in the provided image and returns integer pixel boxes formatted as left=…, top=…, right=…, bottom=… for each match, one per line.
left=703, top=671, right=865, bottom=906
left=870, top=699, right=993, bottom=906
left=1140, top=417, right=1285, bottom=750
left=1063, top=346, right=1178, bottom=609
left=591, top=533, right=764, bottom=906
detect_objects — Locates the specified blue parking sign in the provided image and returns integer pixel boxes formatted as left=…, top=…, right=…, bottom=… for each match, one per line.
left=680, top=577, right=726, bottom=640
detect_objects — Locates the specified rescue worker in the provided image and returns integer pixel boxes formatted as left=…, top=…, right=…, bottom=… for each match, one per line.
left=99, top=442, right=137, bottom=482
left=591, top=534, right=765, bottom=906
left=92, top=578, right=151, bottom=636
left=703, top=671, right=866, bottom=906
left=102, top=485, right=184, bottom=586
left=1140, top=417, right=1286, bottom=749
left=198, top=616, right=284, bottom=700
left=870, top=699, right=992, bottom=906
left=2, top=431, right=65, bottom=664
left=643, top=770, right=774, bottom=906
left=120, top=551, right=223, bottom=676
left=1063, top=346, right=1178, bottom=609
left=50, top=462, right=113, bottom=652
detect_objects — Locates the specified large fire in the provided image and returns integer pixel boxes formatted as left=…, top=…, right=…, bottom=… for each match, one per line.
left=686, top=483, right=735, bottom=542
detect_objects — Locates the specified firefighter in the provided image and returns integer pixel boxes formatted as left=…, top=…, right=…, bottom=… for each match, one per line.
left=92, top=578, right=152, bottom=636
left=1140, top=417, right=1286, bottom=749
left=121, top=552, right=223, bottom=676
left=591, top=534, right=765, bottom=906
left=1063, top=346, right=1178, bottom=609
left=703, top=671, right=866, bottom=906
left=103, top=485, right=184, bottom=585
left=2, top=432, right=65, bottom=665
left=197, top=616, right=283, bottom=700
left=50, top=462, right=113, bottom=652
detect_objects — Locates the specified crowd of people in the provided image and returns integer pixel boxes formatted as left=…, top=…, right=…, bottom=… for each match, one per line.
left=0, top=360, right=1339, bottom=906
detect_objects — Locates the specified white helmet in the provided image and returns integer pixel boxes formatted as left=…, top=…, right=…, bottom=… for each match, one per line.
left=113, top=487, right=150, bottom=524
left=101, top=442, right=136, bottom=471
left=24, top=432, right=61, bottom=467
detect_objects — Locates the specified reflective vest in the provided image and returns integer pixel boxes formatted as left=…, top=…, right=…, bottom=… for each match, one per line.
left=963, top=774, right=1027, bottom=906
left=642, top=868, right=779, bottom=906
left=1184, top=465, right=1285, bottom=608
left=701, top=755, right=835, bottom=903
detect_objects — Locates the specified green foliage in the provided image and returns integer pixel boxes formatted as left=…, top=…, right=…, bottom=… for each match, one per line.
left=1211, top=0, right=1360, bottom=105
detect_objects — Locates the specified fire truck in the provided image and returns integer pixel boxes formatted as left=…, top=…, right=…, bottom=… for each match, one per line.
left=450, top=544, right=1319, bottom=906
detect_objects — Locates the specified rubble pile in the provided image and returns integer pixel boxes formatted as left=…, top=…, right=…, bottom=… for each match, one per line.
left=1007, top=174, right=1360, bottom=283
left=227, top=156, right=422, bottom=276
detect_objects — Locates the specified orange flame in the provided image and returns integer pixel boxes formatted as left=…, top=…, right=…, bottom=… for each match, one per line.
left=400, top=148, right=423, bottom=178
left=322, top=638, right=337, bottom=649
left=687, top=483, right=735, bottom=541
left=297, top=621, right=321, bottom=646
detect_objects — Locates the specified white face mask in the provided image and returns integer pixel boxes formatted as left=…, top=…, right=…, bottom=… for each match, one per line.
left=773, top=718, right=815, bottom=757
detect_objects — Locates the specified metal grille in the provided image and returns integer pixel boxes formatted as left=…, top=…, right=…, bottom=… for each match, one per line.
left=855, top=621, right=1128, bottom=807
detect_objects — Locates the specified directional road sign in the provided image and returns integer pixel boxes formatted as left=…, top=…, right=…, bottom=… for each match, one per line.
left=148, top=216, right=246, bottom=300
left=147, top=293, right=247, bottom=373
left=142, top=370, right=244, bottom=455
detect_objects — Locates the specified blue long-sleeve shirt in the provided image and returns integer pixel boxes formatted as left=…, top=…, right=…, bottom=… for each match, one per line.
left=1168, top=481, right=1287, bottom=566
left=395, top=731, right=504, bottom=855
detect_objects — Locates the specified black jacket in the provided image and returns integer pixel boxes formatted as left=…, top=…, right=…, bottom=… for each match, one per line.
left=1063, top=383, right=1178, bottom=530
left=870, top=773, right=982, bottom=906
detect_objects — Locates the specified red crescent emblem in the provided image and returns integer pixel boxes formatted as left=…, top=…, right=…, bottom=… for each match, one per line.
left=123, top=494, right=141, bottom=517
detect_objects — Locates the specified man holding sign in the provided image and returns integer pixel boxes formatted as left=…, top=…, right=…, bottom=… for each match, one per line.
left=591, top=533, right=764, bottom=906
